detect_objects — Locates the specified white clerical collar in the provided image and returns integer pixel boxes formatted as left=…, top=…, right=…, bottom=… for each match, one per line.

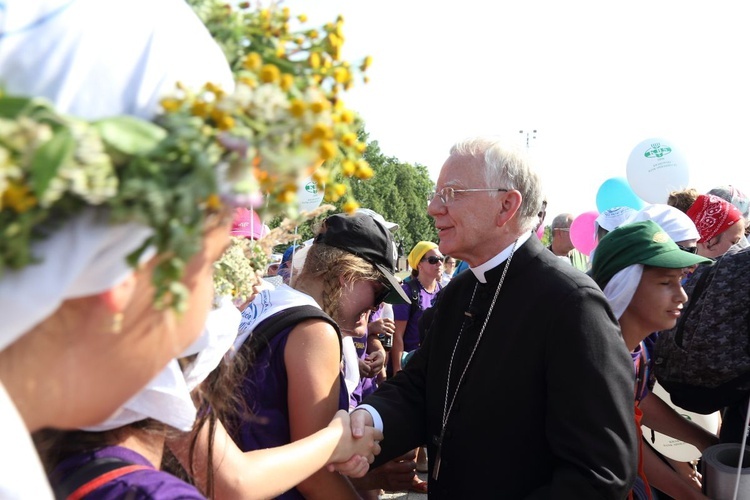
left=470, top=231, right=532, bottom=283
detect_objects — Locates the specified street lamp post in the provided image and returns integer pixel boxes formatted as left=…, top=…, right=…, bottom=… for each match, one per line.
left=518, top=129, right=538, bottom=150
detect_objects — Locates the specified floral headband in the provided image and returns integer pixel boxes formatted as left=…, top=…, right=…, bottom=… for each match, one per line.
left=0, top=92, right=240, bottom=311
left=0, top=6, right=374, bottom=311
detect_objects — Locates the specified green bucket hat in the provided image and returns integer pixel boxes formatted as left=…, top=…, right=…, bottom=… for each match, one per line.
left=591, top=220, right=711, bottom=288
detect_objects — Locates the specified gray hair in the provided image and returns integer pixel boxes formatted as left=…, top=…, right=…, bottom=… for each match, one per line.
left=550, top=213, right=573, bottom=230
left=449, top=137, right=544, bottom=232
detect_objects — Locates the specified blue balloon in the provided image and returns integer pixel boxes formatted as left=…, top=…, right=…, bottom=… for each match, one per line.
left=596, top=177, right=647, bottom=213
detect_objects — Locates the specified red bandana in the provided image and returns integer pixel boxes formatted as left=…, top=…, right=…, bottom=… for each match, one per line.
left=687, top=194, right=742, bottom=243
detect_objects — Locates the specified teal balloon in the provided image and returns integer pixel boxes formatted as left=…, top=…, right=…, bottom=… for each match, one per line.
left=596, top=177, right=646, bottom=213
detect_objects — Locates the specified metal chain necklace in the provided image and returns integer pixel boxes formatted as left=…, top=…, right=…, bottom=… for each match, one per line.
left=432, top=239, right=518, bottom=481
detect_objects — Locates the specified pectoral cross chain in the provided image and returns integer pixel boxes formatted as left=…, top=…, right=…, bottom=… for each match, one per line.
left=432, top=241, right=517, bottom=484
left=432, top=429, right=445, bottom=480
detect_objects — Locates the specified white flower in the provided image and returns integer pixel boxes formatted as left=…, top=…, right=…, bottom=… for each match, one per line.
left=0, top=148, right=22, bottom=200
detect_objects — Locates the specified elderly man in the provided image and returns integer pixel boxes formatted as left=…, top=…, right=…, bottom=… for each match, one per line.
left=350, top=137, right=637, bottom=498
left=548, top=213, right=589, bottom=271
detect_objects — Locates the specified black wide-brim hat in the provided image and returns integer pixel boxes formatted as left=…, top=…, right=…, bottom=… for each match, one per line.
left=315, top=213, right=410, bottom=304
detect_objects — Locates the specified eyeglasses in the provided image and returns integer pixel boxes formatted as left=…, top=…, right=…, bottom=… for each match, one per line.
left=429, top=187, right=508, bottom=205
left=555, top=228, right=571, bottom=232
left=678, top=245, right=698, bottom=254
left=421, top=256, right=444, bottom=265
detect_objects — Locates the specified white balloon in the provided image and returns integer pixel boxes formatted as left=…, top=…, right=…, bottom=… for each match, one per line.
left=296, top=176, right=325, bottom=213
left=626, top=138, right=690, bottom=204
left=640, top=382, right=720, bottom=462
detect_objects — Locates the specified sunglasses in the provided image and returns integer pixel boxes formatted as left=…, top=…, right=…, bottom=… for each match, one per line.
left=678, top=245, right=698, bottom=254
left=373, top=281, right=392, bottom=307
left=422, top=256, right=444, bottom=265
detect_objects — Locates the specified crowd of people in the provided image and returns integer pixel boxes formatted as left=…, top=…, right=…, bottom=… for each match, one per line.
left=4, top=1, right=750, bottom=500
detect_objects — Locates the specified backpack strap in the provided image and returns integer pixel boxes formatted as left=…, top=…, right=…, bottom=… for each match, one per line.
left=407, top=279, right=421, bottom=319
left=633, top=344, right=650, bottom=403
left=244, top=305, right=341, bottom=360
left=52, top=457, right=150, bottom=500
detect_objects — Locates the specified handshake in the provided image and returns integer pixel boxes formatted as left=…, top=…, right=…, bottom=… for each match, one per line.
left=326, top=409, right=419, bottom=492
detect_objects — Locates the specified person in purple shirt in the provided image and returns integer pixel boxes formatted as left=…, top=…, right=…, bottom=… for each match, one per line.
left=35, top=291, right=385, bottom=500
left=45, top=438, right=205, bottom=500
left=351, top=305, right=390, bottom=409
left=226, top=213, right=409, bottom=499
left=391, top=241, right=442, bottom=375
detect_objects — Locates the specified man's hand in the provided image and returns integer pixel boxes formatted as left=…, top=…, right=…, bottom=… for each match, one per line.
left=350, top=408, right=375, bottom=438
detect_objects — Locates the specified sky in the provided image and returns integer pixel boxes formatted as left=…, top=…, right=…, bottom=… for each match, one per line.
left=285, top=0, right=750, bottom=220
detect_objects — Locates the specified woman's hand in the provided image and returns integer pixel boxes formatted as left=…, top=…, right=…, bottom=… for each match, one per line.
left=326, top=410, right=383, bottom=476
left=368, top=317, right=395, bottom=337
left=364, top=350, right=385, bottom=376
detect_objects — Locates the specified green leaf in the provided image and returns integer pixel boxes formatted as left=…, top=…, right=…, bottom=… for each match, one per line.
left=0, top=96, right=33, bottom=119
left=0, top=96, right=57, bottom=122
left=30, top=128, right=75, bottom=197
left=93, top=116, right=167, bottom=156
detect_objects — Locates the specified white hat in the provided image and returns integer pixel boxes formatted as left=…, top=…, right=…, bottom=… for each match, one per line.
left=356, top=208, right=399, bottom=232
left=630, top=204, right=700, bottom=243
left=595, top=206, right=637, bottom=233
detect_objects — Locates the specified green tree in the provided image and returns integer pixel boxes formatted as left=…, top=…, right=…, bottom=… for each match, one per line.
left=270, top=130, right=437, bottom=255
left=348, top=136, right=437, bottom=253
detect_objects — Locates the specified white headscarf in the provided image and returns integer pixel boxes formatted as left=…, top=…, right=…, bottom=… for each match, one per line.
left=84, top=296, right=241, bottom=432
left=0, top=0, right=233, bottom=120
left=0, top=209, right=154, bottom=351
left=630, top=204, right=700, bottom=243
left=602, top=264, right=644, bottom=320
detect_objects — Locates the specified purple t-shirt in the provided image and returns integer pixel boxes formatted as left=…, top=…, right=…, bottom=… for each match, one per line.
left=231, top=324, right=348, bottom=500
left=392, top=281, right=440, bottom=352
left=50, top=445, right=204, bottom=499
left=350, top=308, right=382, bottom=407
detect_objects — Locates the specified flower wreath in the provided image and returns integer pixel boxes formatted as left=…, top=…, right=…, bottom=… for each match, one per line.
left=0, top=5, right=374, bottom=310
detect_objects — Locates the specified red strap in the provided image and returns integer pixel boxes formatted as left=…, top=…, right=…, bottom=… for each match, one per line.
left=67, top=464, right=150, bottom=500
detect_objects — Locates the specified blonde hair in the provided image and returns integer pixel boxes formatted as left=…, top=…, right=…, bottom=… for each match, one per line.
left=295, top=243, right=381, bottom=321
left=667, top=188, right=700, bottom=214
